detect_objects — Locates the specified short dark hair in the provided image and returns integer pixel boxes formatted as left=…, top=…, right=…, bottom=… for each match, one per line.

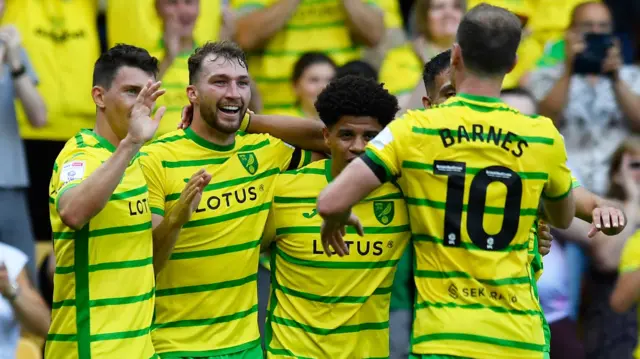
left=292, top=52, right=336, bottom=84
left=336, top=60, right=378, bottom=80
left=456, top=3, right=522, bottom=76
left=93, top=44, right=159, bottom=88
left=423, top=49, right=451, bottom=94
left=315, top=75, right=399, bottom=129
left=188, top=41, right=247, bottom=85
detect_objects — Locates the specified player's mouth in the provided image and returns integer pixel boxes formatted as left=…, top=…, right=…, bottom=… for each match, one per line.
left=218, top=105, right=241, bottom=115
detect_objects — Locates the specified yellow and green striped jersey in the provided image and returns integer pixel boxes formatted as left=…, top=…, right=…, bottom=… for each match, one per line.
left=46, top=129, right=156, bottom=359
left=231, top=0, right=377, bottom=113
left=263, top=159, right=410, bottom=358
left=140, top=127, right=311, bottom=357
left=365, top=93, right=573, bottom=359
left=618, top=230, right=640, bottom=359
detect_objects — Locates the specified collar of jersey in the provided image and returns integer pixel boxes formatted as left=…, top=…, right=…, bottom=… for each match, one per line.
left=184, top=127, right=235, bottom=152
left=456, top=92, right=504, bottom=104
left=324, top=159, right=334, bottom=183
left=81, top=129, right=116, bottom=153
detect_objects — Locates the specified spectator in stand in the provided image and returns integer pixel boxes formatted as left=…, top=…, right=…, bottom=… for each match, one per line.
left=529, top=1, right=640, bottom=196
left=0, top=0, right=46, bottom=285
left=559, top=137, right=640, bottom=359
left=0, top=242, right=50, bottom=359
left=232, top=0, right=385, bottom=114
left=411, top=0, right=464, bottom=64
left=3, top=0, right=100, bottom=244
left=280, top=52, right=336, bottom=120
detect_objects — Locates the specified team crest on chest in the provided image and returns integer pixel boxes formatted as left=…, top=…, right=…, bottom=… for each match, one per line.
left=373, top=201, right=394, bottom=225
left=238, top=152, right=258, bottom=175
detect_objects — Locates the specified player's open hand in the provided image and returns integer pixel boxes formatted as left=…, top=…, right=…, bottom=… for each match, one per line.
left=128, top=80, right=166, bottom=145
left=169, top=169, right=212, bottom=227
left=178, top=104, right=194, bottom=130
left=588, top=205, right=626, bottom=237
left=320, top=213, right=364, bottom=257
left=537, top=220, right=552, bottom=256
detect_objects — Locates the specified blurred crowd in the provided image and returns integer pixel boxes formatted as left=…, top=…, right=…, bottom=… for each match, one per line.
left=1, top=0, right=640, bottom=358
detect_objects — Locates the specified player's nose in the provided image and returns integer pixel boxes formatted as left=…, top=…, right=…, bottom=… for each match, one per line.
left=350, top=137, right=366, bottom=153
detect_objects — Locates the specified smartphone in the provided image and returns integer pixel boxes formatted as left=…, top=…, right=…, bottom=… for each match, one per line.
left=573, top=33, right=615, bottom=75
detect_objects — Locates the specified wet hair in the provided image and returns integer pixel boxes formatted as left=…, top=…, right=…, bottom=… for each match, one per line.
left=188, top=41, right=247, bottom=85
left=93, top=44, right=158, bottom=88
left=456, top=3, right=522, bottom=76
left=423, top=49, right=452, bottom=94
left=315, top=75, right=399, bottom=129
left=336, top=60, right=378, bottom=80
left=292, top=52, right=337, bottom=84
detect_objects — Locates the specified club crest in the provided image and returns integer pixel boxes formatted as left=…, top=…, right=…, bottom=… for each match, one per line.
left=238, top=152, right=258, bottom=175
left=373, top=201, right=394, bottom=225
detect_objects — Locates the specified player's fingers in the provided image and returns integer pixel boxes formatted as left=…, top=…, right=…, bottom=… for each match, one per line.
left=320, top=228, right=333, bottom=258
left=592, top=208, right=602, bottom=230
left=609, top=208, right=620, bottom=228
left=618, top=209, right=626, bottom=227
left=340, top=226, right=346, bottom=237
left=183, top=179, right=202, bottom=203
left=600, top=209, right=612, bottom=229
left=187, top=169, right=206, bottom=183
left=136, top=80, right=152, bottom=103
left=146, top=80, right=162, bottom=96
left=587, top=224, right=599, bottom=238
left=150, top=89, right=166, bottom=103
left=331, top=234, right=346, bottom=257
left=354, top=220, right=364, bottom=237
left=153, top=106, right=167, bottom=123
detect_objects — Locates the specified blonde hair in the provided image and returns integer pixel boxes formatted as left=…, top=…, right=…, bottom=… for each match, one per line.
left=606, top=136, right=640, bottom=201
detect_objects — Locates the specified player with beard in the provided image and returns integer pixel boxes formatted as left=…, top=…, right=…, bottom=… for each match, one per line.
left=140, top=41, right=326, bottom=358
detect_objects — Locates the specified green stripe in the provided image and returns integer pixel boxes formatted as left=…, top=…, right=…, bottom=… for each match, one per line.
left=183, top=202, right=271, bottom=229
left=283, top=167, right=325, bottom=176
left=155, top=273, right=257, bottom=297
left=431, top=99, right=542, bottom=121
left=274, top=192, right=403, bottom=204
left=276, top=247, right=399, bottom=269
left=88, top=288, right=155, bottom=307
left=267, top=347, right=314, bottom=359
left=153, top=304, right=258, bottom=329
left=414, top=300, right=542, bottom=316
left=301, top=150, right=312, bottom=167
left=541, top=178, right=573, bottom=201
left=411, top=126, right=554, bottom=145
left=170, top=239, right=260, bottom=260
left=276, top=224, right=409, bottom=235
left=53, top=231, right=75, bottom=240
left=406, top=197, right=538, bottom=216
left=89, top=221, right=152, bottom=237
left=51, top=299, right=76, bottom=309
left=251, top=46, right=358, bottom=58
left=55, top=256, right=153, bottom=275
left=414, top=270, right=530, bottom=286
left=271, top=315, right=388, bottom=335
left=49, top=196, right=55, bottom=204
left=402, top=161, right=549, bottom=179
left=274, top=282, right=391, bottom=304
left=74, top=225, right=91, bottom=358
left=46, top=333, right=77, bottom=342
left=413, top=234, right=528, bottom=252
left=47, top=327, right=152, bottom=343
left=91, top=327, right=150, bottom=341
left=167, top=167, right=280, bottom=201
left=109, top=185, right=148, bottom=200
left=412, top=332, right=545, bottom=352
left=151, top=207, right=165, bottom=216
left=150, top=134, right=187, bottom=145
left=285, top=20, right=345, bottom=30
left=158, top=339, right=262, bottom=359
left=162, top=158, right=228, bottom=168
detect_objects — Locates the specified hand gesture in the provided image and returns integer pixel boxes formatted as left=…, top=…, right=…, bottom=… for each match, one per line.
left=169, top=169, right=212, bottom=226
left=128, top=80, right=166, bottom=145
left=0, top=25, right=22, bottom=67
left=320, top=212, right=364, bottom=257
left=0, top=263, right=11, bottom=298
left=588, top=205, right=626, bottom=237
left=162, top=13, right=182, bottom=59
left=602, top=38, right=623, bottom=80
left=565, top=30, right=586, bottom=70
left=537, top=220, right=553, bottom=256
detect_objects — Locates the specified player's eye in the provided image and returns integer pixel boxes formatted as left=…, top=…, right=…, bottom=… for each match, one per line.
left=237, top=81, right=250, bottom=87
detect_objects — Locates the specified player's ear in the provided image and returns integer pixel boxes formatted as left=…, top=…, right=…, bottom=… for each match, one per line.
left=451, top=43, right=462, bottom=70
left=91, top=86, right=106, bottom=109
left=186, top=85, right=199, bottom=105
left=422, top=96, right=432, bottom=109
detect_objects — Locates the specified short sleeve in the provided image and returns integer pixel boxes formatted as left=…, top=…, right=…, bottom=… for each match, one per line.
left=528, top=65, right=563, bottom=103
left=542, top=129, right=572, bottom=201
left=364, top=117, right=409, bottom=181
left=620, top=231, right=640, bottom=273
left=267, top=135, right=311, bottom=172
left=0, top=243, right=27, bottom=282
left=20, top=47, right=38, bottom=85
left=139, top=148, right=167, bottom=217
left=571, top=175, right=581, bottom=189
left=51, top=149, right=102, bottom=213
left=232, top=0, right=269, bottom=15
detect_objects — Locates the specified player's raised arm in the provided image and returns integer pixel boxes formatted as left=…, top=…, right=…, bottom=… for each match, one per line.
left=58, top=80, right=165, bottom=229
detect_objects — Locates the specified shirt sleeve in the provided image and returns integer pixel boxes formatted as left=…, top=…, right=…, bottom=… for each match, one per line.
left=52, top=149, right=103, bottom=213
left=139, top=148, right=167, bottom=217
left=620, top=231, right=640, bottom=273
left=268, top=135, right=312, bottom=172
left=20, top=47, right=38, bottom=85
left=363, top=116, right=409, bottom=181
left=542, top=128, right=573, bottom=200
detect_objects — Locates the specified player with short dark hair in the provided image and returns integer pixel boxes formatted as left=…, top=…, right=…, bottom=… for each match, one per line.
left=141, top=40, right=328, bottom=358
left=317, top=4, right=576, bottom=358
left=261, top=75, right=410, bottom=358
left=46, top=44, right=207, bottom=359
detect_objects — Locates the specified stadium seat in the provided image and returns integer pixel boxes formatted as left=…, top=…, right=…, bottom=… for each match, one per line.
left=16, top=337, right=42, bottom=359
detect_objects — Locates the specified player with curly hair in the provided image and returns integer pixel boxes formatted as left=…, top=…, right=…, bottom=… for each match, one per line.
left=260, top=75, right=410, bottom=358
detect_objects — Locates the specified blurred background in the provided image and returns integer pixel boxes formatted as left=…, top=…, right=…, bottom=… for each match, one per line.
left=1, top=0, right=640, bottom=358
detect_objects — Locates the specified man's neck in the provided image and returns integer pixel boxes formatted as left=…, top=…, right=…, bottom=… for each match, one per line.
left=190, top=110, right=235, bottom=147
left=455, top=74, right=504, bottom=99
left=330, top=158, right=346, bottom=181
left=94, top=114, right=121, bottom=148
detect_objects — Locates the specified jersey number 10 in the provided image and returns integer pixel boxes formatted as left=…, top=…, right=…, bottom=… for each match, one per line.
left=434, top=160, right=523, bottom=251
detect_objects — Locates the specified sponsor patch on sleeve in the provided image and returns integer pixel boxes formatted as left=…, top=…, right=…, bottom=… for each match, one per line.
left=60, top=161, right=86, bottom=184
